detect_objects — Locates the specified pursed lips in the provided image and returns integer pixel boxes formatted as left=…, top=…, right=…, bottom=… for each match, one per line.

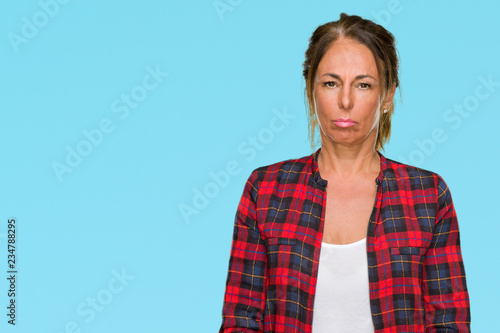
left=333, top=117, right=356, bottom=128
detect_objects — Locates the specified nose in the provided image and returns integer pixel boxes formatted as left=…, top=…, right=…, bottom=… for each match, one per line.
left=338, top=85, right=353, bottom=111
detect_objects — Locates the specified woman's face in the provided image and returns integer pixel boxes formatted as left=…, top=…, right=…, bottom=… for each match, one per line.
left=313, top=37, right=393, bottom=149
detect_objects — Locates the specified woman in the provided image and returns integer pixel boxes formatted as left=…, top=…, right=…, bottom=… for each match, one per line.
left=219, top=13, right=470, bottom=333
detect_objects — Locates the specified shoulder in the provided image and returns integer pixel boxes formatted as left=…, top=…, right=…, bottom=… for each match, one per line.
left=246, top=152, right=315, bottom=187
left=381, top=154, right=451, bottom=199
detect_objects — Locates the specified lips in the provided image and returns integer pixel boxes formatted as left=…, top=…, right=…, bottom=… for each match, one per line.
left=333, top=118, right=356, bottom=128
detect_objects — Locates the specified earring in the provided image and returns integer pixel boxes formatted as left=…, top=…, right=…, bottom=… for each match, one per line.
left=383, top=109, right=388, bottom=114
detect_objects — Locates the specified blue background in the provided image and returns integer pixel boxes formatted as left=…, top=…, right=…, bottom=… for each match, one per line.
left=1, top=0, right=498, bottom=331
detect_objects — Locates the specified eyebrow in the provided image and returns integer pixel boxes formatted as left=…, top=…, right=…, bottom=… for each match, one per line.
left=320, top=73, right=377, bottom=80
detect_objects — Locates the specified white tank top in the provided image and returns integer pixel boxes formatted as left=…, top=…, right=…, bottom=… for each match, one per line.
left=311, top=238, right=375, bottom=333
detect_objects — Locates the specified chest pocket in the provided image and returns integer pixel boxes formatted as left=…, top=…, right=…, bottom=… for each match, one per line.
left=267, top=237, right=297, bottom=247
left=389, top=246, right=426, bottom=278
left=265, top=237, right=308, bottom=322
left=266, top=237, right=298, bottom=273
left=390, top=246, right=426, bottom=256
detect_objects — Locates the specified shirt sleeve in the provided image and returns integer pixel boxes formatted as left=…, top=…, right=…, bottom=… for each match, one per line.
left=219, top=170, right=267, bottom=333
left=422, top=175, right=471, bottom=332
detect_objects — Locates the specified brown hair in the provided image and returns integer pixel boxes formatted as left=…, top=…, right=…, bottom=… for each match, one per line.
left=302, top=13, right=400, bottom=151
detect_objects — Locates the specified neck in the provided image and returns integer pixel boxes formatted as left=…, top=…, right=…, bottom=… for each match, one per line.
left=317, top=131, right=380, bottom=180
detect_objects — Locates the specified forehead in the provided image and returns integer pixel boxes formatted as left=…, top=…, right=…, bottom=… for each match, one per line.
left=317, top=37, right=378, bottom=77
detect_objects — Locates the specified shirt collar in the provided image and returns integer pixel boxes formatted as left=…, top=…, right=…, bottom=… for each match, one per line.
left=311, top=147, right=387, bottom=187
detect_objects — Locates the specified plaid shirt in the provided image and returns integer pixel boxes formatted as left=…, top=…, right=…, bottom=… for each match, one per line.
left=220, top=148, right=471, bottom=333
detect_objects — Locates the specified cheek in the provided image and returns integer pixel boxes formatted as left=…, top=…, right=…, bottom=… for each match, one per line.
left=358, top=95, right=382, bottom=117
left=314, top=102, right=331, bottom=126
left=358, top=91, right=380, bottom=106
left=314, top=92, right=335, bottom=115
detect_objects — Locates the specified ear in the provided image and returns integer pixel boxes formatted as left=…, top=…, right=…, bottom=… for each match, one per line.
left=383, top=84, right=397, bottom=109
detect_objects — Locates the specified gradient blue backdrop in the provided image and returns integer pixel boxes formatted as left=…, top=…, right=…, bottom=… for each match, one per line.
left=1, top=0, right=498, bottom=332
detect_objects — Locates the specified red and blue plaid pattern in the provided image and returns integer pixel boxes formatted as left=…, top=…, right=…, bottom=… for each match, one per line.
left=220, top=148, right=470, bottom=332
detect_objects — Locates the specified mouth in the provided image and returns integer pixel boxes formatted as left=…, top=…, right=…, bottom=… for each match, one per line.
left=333, top=118, right=356, bottom=128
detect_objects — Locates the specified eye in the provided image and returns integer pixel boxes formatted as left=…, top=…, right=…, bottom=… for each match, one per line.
left=358, top=83, right=371, bottom=89
left=323, top=81, right=337, bottom=87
